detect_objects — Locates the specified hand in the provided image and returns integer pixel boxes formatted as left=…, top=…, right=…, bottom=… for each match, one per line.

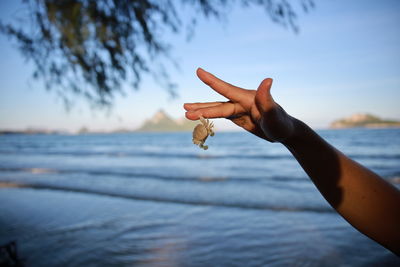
left=184, top=68, right=296, bottom=143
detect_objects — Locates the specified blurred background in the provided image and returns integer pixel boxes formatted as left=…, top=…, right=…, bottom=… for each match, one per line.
left=1, top=0, right=399, bottom=131
left=0, top=0, right=399, bottom=266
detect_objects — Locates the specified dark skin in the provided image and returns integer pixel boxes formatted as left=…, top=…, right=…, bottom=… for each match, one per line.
left=184, top=68, right=400, bottom=255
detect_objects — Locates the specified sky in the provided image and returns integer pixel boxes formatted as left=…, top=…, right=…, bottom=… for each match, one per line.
left=0, top=0, right=399, bottom=132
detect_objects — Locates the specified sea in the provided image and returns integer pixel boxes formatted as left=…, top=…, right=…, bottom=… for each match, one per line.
left=0, top=129, right=399, bottom=266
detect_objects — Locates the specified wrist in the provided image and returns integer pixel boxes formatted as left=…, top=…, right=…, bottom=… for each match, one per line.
left=280, top=117, right=309, bottom=148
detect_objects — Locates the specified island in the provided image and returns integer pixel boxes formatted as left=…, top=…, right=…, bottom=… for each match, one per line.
left=136, top=109, right=197, bottom=132
left=330, top=113, right=400, bottom=129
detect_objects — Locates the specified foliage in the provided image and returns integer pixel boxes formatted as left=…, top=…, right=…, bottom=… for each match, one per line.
left=0, top=0, right=314, bottom=108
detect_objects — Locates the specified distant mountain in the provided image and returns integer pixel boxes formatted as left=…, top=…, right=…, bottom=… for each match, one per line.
left=330, top=113, right=400, bottom=129
left=136, top=110, right=197, bottom=132
left=0, top=128, right=68, bottom=135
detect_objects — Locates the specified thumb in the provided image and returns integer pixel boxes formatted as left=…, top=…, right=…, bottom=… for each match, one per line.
left=255, top=78, right=275, bottom=112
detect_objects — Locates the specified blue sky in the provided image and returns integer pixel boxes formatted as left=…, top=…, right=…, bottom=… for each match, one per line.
left=0, top=0, right=399, bottom=131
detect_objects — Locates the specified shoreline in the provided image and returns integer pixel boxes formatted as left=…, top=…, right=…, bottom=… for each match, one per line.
left=2, top=127, right=400, bottom=135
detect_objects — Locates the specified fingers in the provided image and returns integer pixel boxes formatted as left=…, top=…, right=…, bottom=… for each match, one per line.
left=183, top=102, right=223, bottom=111
left=185, top=102, right=243, bottom=120
left=196, top=68, right=246, bottom=102
left=255, top=78, right=275, bottom=112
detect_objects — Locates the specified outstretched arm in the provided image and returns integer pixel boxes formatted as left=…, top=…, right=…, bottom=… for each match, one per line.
left=184, top=68, right=400, bottom=255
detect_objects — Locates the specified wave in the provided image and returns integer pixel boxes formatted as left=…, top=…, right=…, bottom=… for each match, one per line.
left=0, top=167, right=232, bottom=182
left=348, top=154, right=400, bottom=160
left=0, top=167, right=307, bottom=184
left=2, top=149, right=400, bottom=161
left=0, top=149, right=294, bottom=160
left=0, top=180, right=334, bottom=214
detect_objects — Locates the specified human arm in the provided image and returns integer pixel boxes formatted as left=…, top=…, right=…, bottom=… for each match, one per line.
left=184, top=68, right=400, bottom=255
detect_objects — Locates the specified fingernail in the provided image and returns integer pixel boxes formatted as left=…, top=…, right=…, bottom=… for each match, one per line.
left=197, top=67, right=207, bottom=73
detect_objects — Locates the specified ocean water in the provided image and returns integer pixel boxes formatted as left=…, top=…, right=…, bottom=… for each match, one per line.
left=0, top=129, right=399, bottom=266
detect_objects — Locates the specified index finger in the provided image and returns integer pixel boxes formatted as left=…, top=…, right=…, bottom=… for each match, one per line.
left=197, top=68, right=246, bottom=102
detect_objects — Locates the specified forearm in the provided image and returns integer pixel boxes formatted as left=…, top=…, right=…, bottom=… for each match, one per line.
left=281, top=118, right=400, bottom=255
